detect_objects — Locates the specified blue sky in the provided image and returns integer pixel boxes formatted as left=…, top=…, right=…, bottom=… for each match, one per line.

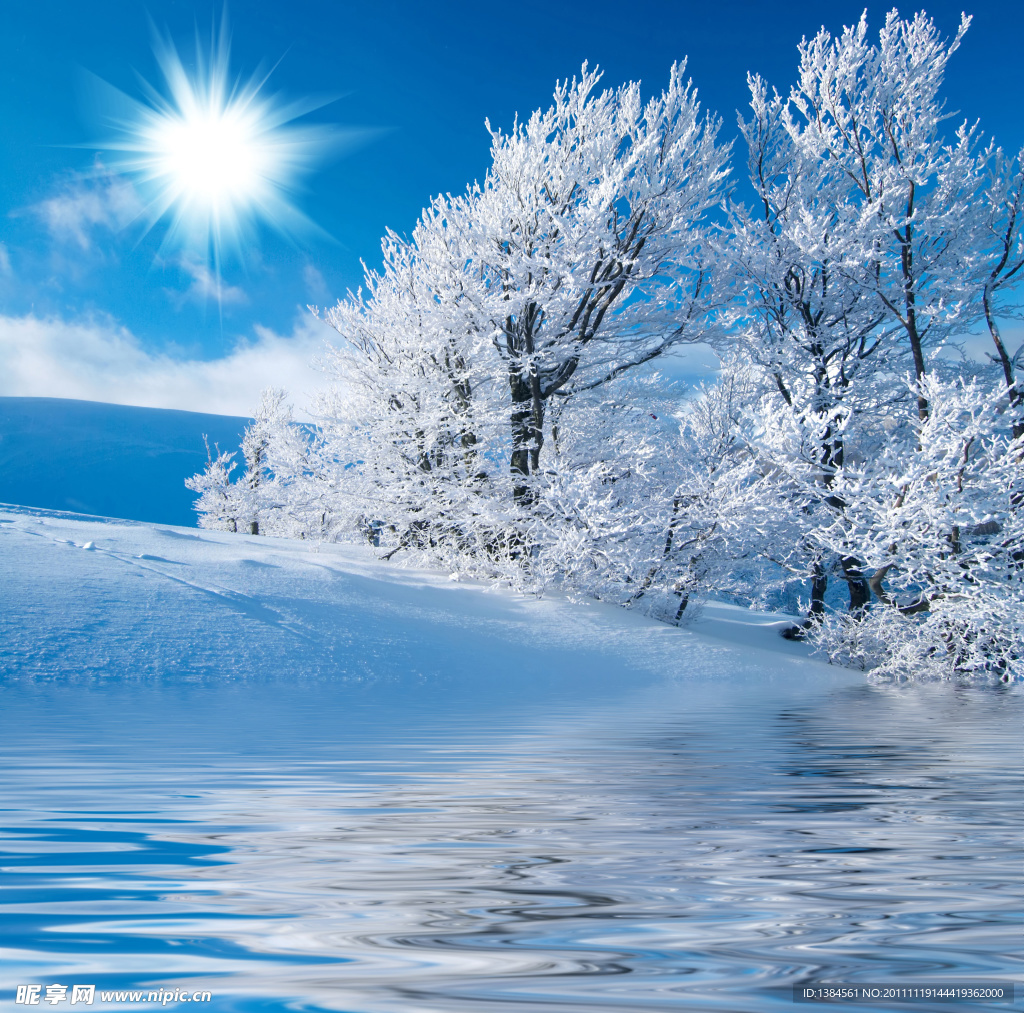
left=1, top=0, right=1021, bottom=415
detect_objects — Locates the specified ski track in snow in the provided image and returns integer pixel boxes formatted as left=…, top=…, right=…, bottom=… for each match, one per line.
left=0, top=503, right=847, bottom=684
left=15, top=520, right=308, bottom=638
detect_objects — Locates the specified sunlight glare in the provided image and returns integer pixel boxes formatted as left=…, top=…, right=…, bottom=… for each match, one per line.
left=157, top=110, right=262, bottom=207
left=97, top=20, right=334, bottom=267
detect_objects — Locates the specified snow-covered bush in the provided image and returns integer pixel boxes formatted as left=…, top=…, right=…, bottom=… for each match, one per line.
left=811, top=375, right=1023, bottom=680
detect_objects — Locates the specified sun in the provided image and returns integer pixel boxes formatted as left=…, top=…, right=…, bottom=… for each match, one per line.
left=96, top=20, right=334, bottom=268
left=151, top=103, right=264, bottom=209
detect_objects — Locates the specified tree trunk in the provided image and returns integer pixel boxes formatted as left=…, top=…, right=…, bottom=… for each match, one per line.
left=509, top=367, right=543, bottom=506
left=809, top=559, right=828, bottom=619
left=896, top=188, right=931, bottom=420
left=782, top=559, right=828, bottom=640
left=841, top=555, right=870, bottom=613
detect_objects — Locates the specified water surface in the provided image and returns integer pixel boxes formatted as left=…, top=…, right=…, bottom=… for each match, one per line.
left=1, top=671, right=1019, bottom=1012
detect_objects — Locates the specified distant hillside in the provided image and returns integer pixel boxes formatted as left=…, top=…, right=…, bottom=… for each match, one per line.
left=0, top=397, right=249, bottom=526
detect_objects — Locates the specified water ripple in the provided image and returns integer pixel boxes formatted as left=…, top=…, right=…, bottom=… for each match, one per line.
left=0, top=679, right=1020, bottom=1012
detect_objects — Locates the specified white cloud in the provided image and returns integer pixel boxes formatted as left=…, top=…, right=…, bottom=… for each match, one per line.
left=172, top=258, right=248, bottom=306
left=33, top=172, right=143, bottom=250
left=302, top=263, right=331, bottom=304
left=0, top=312, right=333, bottom=418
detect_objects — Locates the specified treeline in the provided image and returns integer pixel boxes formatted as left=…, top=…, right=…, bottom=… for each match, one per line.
left=189, top=11, right=1023, bottom=681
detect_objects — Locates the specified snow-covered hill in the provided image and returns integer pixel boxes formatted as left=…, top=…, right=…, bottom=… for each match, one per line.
left=0, top=504, right=835, bottom=683
left=0, top=397, right=842, bottom=684
left=0, top=397, right=248, bottom=527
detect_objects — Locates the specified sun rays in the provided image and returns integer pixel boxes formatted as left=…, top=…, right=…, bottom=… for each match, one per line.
left=94, top=19, right=336, bottom=275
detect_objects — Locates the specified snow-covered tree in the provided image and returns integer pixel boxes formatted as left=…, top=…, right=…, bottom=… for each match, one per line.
left=657, top=367, right=794, bottom=617
left=786, top=10, right=983, bottom=419
left=317, top=223, right=512, bottom=566
left=465, top=62, right=732, bottom=502
left=725, top=72, right=901, bottom=621
left=187, top=390, right=324, bottom=539
left=812, top=374, right=1023, bottom=679
left=322, top=62, right=732, bottom=514
left=186, top=438, right=240, bottom=532
left=315, top=61, right=734, bottom=588
left=977, top=144, right=1024, bottom=438
left=717, top=10, right=1023, bottom=641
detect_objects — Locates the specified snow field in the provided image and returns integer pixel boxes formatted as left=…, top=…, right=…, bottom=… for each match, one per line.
left=0, top=505, right=842, bottom=685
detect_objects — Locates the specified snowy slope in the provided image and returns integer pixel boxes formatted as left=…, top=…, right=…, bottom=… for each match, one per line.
left=0, top=397, right=248, bottom=527
left=0, top=504, right=842, bottom=684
